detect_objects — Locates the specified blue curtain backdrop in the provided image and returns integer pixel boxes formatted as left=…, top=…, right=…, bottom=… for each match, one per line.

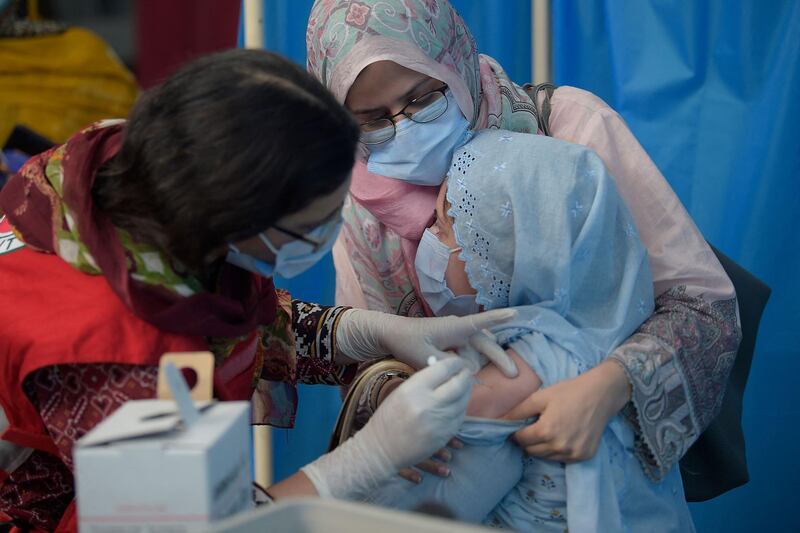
left=552, top=1, right=800, bottom=530
left=242, top=1, right=799, bottom=530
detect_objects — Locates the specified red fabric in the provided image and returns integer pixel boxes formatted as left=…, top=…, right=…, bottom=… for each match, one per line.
left=0, top=243, right=273, bottom=454
left=55, top=503, right=76, bottom=533
left=24, top=365, right=160, bottom=471
left=135, top=0, right=242, bottom=89
left=213, top=331, right=261, bottom=401
left=0, top=245, right=205, bottom=455
left=0, top=364, right=158, bottom=531
left=0, top=350, right=269, bottom=532
left=0, top=124, right=279, bottom=339
left=0, top=122, right=281, bottom=530
left=0, top=450, right=75, bottom=531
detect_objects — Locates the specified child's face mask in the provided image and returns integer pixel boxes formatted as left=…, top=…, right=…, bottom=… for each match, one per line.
left=415, top=228, right=479, bottom=316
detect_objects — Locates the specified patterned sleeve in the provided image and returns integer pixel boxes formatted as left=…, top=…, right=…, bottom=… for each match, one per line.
left=291, top=299, right=357, bottom=385
left=0, top=449, right=74, bottom=531
left=0, top=364, right=160, bottom=530
left=254, top=290, right=356, bottom=428
left=257, top=289, right=355, bottom=386
left=609, top=287, right=741, bottom=480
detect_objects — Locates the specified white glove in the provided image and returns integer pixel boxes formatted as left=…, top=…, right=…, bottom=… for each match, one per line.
left=336, top=308, right=519, bottom=377
left=302, top=357, right=472, bottom=499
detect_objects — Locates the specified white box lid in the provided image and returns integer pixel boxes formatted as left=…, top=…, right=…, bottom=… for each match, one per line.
left=75, top=400, right=244, bottom=449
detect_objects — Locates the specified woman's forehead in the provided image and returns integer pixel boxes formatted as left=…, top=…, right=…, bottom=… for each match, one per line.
left=277, top=178, right=350, bottom=230
left=345, top=61, right=436, bottom=111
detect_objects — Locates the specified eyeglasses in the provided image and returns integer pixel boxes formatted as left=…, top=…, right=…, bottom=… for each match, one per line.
left=272, top=214, right=342, bottom=252
left=359, top=85, right=449, bottom=145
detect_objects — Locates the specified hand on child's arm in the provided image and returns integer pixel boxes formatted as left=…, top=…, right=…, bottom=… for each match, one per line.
left=504, top=359, right=631, bottom=462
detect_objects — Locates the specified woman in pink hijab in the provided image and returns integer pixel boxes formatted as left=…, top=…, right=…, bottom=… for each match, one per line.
left=307, top=0, right=740, bottom=482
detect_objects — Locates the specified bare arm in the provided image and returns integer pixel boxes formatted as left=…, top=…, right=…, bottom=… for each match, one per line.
left=466, top=349, right=542, bottom=419
left=268, top=471, right=318, bottom=499
left=373, top=349, right=541, bottom=421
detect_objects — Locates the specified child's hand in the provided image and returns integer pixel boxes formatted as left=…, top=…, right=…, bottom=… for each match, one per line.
left=398, top=438, right=464, bottom=484
left=375, top=375, right=465, bottom=484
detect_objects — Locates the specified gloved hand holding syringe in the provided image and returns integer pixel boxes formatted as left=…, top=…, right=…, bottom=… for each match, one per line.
left=302, top=356, right=475, bottom=499
left=300, top=314, right=517, bottom=499
left=335, top=308, right=519, bottom=377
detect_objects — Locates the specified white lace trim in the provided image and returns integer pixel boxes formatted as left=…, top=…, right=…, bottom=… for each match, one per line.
left=446, top=144, right=512, bottom=310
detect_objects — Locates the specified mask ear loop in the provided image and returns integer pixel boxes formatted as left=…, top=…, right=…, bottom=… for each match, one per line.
left=315, top=217, right=343, bottom=245
left=258, top=232, right=282, bottom=255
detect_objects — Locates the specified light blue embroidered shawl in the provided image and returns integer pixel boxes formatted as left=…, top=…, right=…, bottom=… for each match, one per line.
left=365, top=130, right=694, bottom=532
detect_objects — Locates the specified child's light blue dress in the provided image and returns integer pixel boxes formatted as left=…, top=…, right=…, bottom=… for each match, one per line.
left=364, top=131, right=695, bottom=532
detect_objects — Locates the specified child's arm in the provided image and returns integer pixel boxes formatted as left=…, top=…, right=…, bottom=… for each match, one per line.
left=466, top=349, right=542, bottom=419
left=374, top=349, right=541, bottom=419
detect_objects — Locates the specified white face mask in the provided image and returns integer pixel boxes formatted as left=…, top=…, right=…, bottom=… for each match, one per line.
left=415, top=228, right=479, bottom=316
left=227, top=218, right=342, bottom=279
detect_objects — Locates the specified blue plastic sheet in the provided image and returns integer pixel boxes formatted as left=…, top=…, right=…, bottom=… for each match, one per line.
left=553, top=1, right=800, bottom=530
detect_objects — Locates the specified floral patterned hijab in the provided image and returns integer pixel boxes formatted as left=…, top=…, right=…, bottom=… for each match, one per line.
left=307, top=0, right=543, bottom=137
left=306, top=0, right=546, bottom=236
left=306, top=0, right=545, bottom=315
left=307, top=0, right=480, bottom=127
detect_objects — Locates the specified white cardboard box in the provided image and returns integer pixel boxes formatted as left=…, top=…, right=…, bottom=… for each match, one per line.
left=74, top=400, right=252, bottom=532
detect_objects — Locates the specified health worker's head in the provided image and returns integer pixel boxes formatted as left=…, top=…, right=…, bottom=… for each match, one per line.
left=93, top=49, right=360, bottom=276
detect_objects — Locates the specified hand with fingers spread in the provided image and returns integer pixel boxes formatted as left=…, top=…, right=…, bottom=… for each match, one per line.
left=336, top=308, right=519, bottom=377
left=302, top=357, right=473, bottom=499
left=502, top=360, right=631, bottom=463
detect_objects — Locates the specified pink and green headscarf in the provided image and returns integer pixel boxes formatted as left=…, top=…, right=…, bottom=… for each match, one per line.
left=307, top=0, right=542, bottom=139
left=307, top=0, right=480, bottom=125
left=306, top=0, right=544, bottom=315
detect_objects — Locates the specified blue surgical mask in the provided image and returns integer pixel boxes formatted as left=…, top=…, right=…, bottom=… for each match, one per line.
left=415, top=228, right=479, bottom=316
left=227, top=218, right=342, bottom=279
left=366, top=90, right=472, bottom=186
